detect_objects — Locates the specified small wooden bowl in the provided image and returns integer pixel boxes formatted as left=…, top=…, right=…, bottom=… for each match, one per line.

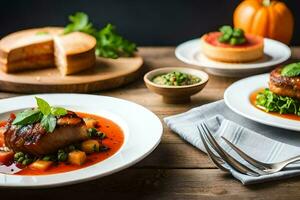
left=144, top=67, right=209, bottom=104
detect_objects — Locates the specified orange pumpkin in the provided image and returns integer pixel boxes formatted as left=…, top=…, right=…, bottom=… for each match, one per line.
left=233, top=0, right=294, bottom=44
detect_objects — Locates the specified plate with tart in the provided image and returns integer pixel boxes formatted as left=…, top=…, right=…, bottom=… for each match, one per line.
left=175, top=26, right=291, bottom=77
left=224, top=62, right=300, bottom=131
left=0, top=94, right=163, bottom=188
left=0, top=12, right=143, bottom=93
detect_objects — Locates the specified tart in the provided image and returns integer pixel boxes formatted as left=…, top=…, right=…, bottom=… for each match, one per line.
left=0, top=27, right=96, bottom=75
left=201, top=31, right=264, bottom=63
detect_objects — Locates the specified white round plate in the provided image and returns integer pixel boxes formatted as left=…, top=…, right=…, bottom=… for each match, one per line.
left=224, top=73, right=300, bottom=131
left=0, top=94, right=163, bottom=188
left=175, top=38, right=291, bottom=77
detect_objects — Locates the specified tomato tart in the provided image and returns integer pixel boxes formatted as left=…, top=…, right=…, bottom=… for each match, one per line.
left=201, top=26, right=264, bottom=63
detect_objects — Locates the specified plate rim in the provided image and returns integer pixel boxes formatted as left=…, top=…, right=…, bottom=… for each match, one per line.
left=0, top=93, right=163, bottom=188
left=175, top=38, right=291, bottom=70
left=224, top=73, right=300, bottom=131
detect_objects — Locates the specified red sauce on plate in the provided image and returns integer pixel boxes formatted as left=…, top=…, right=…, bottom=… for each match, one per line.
left=250, top=89, right=300, bottom=121
left=0, top=112, right=124, bottom=175
left=205, top=32, right=262, bottom=48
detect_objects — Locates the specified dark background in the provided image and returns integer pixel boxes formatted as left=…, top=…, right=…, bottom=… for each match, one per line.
left=0, top=0, right=299, bottom=46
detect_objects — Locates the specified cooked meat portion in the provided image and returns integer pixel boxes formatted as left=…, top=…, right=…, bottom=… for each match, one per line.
left=4, top=111, right=88, bottom=156
left=269, top=66, right=300, bottom=100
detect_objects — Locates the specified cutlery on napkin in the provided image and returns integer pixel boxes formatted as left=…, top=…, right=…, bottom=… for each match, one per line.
left=164, top=100, right=300, bottom=184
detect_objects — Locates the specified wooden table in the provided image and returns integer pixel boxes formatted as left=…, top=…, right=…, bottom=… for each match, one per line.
left=1, top=47, right=300, bottom=199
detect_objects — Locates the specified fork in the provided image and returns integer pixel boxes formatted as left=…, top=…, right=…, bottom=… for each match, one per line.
left=198, top=123, right=261, bottom=177
left=222, top=136, right=300, bottom=174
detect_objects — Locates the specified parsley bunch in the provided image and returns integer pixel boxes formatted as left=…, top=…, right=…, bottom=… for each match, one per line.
left=12, top=97, right=67, bottom=133
left=256, top=88, right=300, bottom=116
left=64, top=12, right=137, bottom=59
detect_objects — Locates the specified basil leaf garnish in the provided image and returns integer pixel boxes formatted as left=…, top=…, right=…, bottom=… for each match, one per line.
left=35, top=97, right=51, bottom=115
left=281, top=62, right=300, bottom=77
left=12, top=97, right=68, bottom=133
left=41, top=115, right=57, bottom=133
left=51, top=107, right=68, bottom=116
left=12, top=109, right=42, bottom=125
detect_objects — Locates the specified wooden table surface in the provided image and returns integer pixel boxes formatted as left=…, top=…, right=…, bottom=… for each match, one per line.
left=1, top=47, right=300, bottom=199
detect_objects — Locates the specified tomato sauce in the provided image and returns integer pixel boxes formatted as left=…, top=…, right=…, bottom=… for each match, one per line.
left=250, top=89, right=300, bottom=121
left=205, top=32, right=262, bottom=48
left=0, top=112, right=124, bottom=176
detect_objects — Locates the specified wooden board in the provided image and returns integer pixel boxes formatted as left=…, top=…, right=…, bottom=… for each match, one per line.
left=0, top=56, right=143, bottom=93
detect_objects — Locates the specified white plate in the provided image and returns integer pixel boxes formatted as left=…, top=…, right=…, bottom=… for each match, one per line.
left=224, top=73, right=300, bottom=131
left=175, top=38, right=291, bottom=77
left=0, top=94, right=163, bottom=188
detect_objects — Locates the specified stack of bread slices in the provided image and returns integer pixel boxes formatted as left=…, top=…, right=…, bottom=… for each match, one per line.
left=0, top=27, right=96, bottom=75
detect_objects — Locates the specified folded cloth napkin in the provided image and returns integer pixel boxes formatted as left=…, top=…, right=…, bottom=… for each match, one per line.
left=164, top=100, right=300, bottom=185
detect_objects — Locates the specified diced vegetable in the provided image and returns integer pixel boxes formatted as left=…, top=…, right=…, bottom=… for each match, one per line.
left=83, top=118, right=98, bottom=129
left=68, top=150, right=86, bottom=165
left=30, top=160, right=53, bottom=171
left=81, top=139, right=99, bottom=153
left=0, top=151, right=14, bottom=165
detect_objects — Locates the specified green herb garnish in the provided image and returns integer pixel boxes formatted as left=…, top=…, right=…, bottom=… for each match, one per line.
left=281, top=62, right=300, bottom=77
left=63, top=12, right=97, bottom=36
left=63, top=12, right=137, bottom=59
left=12, top=97, right=68, bottom=133
left=256, top=88, right=300, bottom=115
left=12, top=109, right=42, bottom=126
left=218, top=25, right=246, bottom=45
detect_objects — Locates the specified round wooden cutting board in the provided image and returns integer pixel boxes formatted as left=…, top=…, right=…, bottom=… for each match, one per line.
left=0, top=56, right=143, bottom=93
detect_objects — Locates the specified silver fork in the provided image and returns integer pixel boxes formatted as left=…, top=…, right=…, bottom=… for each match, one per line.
left=198, top=123, right=261, bottom=177
left=198, top=126, right=228, bottom=172
left=222, top=136, right=300, bottom=174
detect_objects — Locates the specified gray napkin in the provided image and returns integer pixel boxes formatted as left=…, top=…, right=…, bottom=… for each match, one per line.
left=164, top=100, right=300, bottom=185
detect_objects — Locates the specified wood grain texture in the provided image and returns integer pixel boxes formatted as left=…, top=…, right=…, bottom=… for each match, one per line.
left=2, top=169, right=300, bottom=200
left=0, top=47, right=300, bottom=199
left=0, top=55, right=143, bottom=93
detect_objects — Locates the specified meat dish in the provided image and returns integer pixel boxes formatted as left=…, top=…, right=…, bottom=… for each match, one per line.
left=0, top=97, right=124, bottom=175
left=269, top=66, right=300, bottom=100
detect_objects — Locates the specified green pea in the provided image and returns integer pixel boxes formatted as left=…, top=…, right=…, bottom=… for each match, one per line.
left=42, top=156, right=52, bottom=161
left=57, top=150, right=68, bottom=162
left=17, top=157, right=24, bottom=163
left=14, top=152, right=24, bottom=159
left=22, top=159, right=32, bottom=166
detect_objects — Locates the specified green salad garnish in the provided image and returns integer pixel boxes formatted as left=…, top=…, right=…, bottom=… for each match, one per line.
left=218, top=25, right=246, bottom=45
left=256, top=88, right=300, bottom=116
left=281, top=62, right=300, bottom=77
left=64, top=12, right=137, bottom=59
left=13, top=97, right=67, bottom=133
